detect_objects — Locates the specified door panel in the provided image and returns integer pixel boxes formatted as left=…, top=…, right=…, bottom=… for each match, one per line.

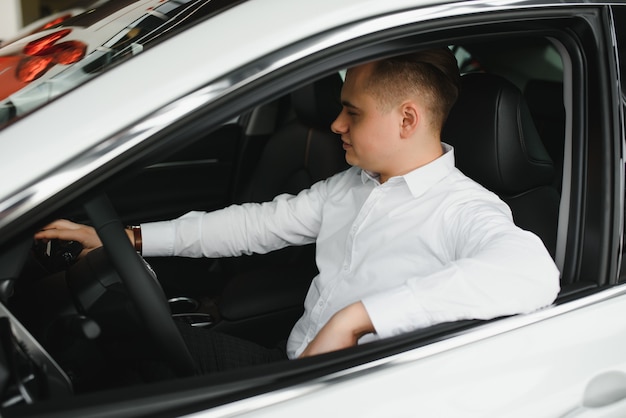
left=108, top=122, right=242, bottom=224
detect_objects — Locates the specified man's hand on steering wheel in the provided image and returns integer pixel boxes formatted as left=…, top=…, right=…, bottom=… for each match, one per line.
left=35, top=219, right=134, bottom=258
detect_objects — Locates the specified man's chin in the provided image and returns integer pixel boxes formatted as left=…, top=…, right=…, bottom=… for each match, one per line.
left=344, top=153, right=357, bottom=167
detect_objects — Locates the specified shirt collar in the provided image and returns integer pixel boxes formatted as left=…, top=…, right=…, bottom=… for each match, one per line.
left=360, top=143, right=456, bottom=198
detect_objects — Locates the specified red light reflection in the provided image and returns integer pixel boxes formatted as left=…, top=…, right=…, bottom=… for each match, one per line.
left=0, top=28, right=87, bottom=100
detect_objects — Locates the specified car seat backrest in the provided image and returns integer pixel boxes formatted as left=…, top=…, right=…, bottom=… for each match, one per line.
left=524, top=79, right=565, bottom=191
left=442, top=72, right=559, bottom=257
left=237, top=73, right=348, bottom=203
left=218, top=73, right=348, bottom=329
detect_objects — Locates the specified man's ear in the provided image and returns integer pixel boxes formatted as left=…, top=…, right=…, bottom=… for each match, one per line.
left=399, top=101, right=419, bottom=138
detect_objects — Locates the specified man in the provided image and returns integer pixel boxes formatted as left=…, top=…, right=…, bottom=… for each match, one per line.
left=36, top=48, right=560, bottom=366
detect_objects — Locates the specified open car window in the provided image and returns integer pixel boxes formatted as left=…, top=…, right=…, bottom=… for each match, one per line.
left=8, top=33, right=569, bottom=405
left=0, top=2, right=624, bottom=417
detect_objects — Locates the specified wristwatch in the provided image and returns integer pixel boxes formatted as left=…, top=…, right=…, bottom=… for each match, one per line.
left=126, top=225, right=142, bottom=254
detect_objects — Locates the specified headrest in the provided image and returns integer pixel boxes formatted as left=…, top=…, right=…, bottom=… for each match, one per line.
left=524, top=79, right=564, bottom=120
left=442, top=73, right=554, bottom=195
left=291, top=73, right=343, bottom=131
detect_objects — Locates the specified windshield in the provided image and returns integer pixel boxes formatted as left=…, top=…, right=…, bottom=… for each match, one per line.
left=0, top=0, right=243, bottom=130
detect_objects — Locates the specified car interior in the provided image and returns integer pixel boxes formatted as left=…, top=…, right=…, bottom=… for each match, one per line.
left=0, top=32, right=580, bottom=411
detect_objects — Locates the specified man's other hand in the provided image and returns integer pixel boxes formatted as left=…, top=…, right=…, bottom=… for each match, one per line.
left=299, top=301, right=374, bottom=358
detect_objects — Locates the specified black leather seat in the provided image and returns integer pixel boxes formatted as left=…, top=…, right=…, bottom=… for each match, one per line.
left=235, top=74, right=348, bottom=203
left=215, top=73, right=348, bottom=346
left=524, top=79, right=565, bottom=191
left=442, top=73, right=559, bottom=257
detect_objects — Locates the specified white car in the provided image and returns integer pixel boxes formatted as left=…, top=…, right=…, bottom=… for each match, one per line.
left=0, top=0, right=625, bottom=417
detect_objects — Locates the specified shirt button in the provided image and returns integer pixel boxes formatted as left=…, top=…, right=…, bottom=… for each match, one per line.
left=318, top=301, right=324, bottom=307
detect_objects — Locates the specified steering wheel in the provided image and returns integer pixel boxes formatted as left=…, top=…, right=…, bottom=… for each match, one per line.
left=83, top=194, right=196, bottom=377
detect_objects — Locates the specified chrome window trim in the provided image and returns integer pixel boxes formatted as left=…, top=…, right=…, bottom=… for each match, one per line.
left=608, top=4, right=626, bottom=279
left=554, top=36, right=574, bottom=275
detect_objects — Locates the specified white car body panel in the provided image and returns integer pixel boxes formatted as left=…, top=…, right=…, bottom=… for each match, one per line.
left=193, top=287, right=626, bottom=417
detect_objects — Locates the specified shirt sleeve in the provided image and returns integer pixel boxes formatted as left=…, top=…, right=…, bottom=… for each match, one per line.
left=361, top=200, right=561, bottom=339
left=141, top=178, right=332, bottom=258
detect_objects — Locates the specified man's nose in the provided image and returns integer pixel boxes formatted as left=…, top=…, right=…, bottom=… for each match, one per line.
left=331, top=112, right=346, bottom=134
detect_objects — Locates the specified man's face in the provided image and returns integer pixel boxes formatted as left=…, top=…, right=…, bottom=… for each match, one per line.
left=331, top=63, right=403, bottom=176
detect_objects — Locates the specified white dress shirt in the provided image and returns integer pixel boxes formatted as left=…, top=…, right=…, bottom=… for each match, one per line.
left=142, top=144, right=560, bottom=358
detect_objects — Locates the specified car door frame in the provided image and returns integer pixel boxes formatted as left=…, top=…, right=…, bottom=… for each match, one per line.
left=3, top=1, right=626, bottom=417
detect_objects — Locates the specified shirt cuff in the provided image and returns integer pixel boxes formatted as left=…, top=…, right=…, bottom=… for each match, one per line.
left=140, top=220, right=175, bottom=257
left=361, top=285, right=431, bottom=339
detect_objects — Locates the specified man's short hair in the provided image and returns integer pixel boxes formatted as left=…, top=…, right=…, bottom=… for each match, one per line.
left=365, top=48, right=461, bottom=131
